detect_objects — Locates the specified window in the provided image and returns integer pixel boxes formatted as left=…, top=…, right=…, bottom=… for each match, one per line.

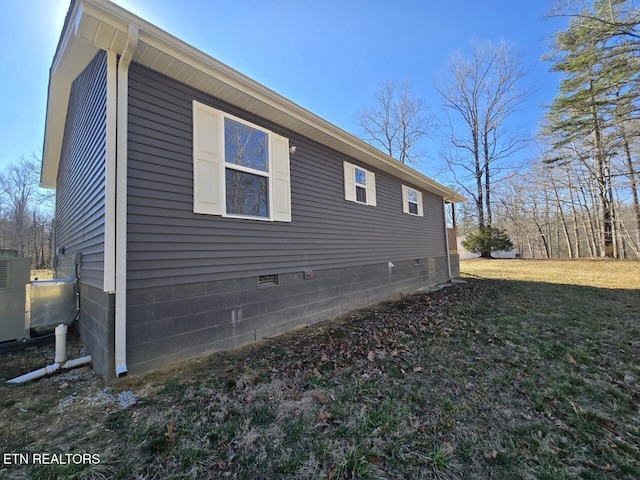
left=343, top=162, right=376, bottom=206
left=192, top=100, right=291, bottom=222
left=402, top=185, right=423, bottom=216
left=355, top=167, right=367, bottom=203
left=225, top=117, right=269, bottom=218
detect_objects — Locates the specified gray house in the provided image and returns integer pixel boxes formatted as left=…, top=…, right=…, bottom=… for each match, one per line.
left=41, top=0, right=464, bottom=382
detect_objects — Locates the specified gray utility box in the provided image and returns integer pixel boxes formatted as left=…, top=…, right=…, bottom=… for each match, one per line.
left=26, top=278, right=77, bottom=328
left=0, top=258, right=31, bottom=342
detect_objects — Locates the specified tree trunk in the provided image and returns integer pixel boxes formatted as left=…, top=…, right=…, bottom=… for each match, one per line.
left=590, top=81, right=614, bottom=257
left=620, top=122, right=640, bottom=251
left=550, top=169, right=573, bottom=258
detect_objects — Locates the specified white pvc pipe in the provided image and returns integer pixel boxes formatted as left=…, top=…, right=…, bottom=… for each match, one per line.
left=61, top=355, right=92, bottom=369
left=54, top=324, right=68, bottom=364
left=6, top=356, right=92, bottom=384
left=6, top=324, right=88, bottom=384
left=6, top=363, right=60, bottom=383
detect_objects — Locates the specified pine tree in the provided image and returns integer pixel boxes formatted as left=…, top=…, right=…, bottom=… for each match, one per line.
left=544, top=0, right=640, bottom=257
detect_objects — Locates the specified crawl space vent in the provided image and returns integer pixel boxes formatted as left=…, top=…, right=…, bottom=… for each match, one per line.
left=258, top=274, right=278, bottom=288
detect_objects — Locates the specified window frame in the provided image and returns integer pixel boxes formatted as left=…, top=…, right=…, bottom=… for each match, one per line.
left=354, top=167, right=368, bottom=204
left=343, top=161, right=376, bottom=207
left=402, top=184, right=424, bottom=217
left=223, top=114, right=272, bottom=221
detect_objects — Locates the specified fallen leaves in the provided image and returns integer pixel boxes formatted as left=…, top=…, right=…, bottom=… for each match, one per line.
left=484, top=449, right=499, bottom=460
left=315, top=408, right=332, bottom=426
left=165, top=421, right=177, bottom=443
left=310, top=391, right=329, bottom=404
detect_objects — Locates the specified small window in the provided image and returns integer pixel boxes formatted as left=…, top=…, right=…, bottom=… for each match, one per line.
left=402, top=185, right=423, bottom=216
left=407, top=188, right=419, bottom=214
left=355, top=167, right=367, bottom=204
left=343, top=162, right=376, bottom=206
left=258, top=274, right=279, bottom=288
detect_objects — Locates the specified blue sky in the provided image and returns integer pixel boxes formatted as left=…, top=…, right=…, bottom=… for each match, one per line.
left=0, top=0, right=567, bottom=180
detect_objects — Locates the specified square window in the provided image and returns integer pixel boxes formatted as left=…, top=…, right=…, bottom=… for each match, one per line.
left=224, top=118, right=269, bottom=172
left=226, top=170, right=269, bottom=218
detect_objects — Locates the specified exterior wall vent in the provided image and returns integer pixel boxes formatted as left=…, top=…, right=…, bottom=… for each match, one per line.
left=258, top=274, right=279, bottom=288
left=0, top=260, right=8, bottom=289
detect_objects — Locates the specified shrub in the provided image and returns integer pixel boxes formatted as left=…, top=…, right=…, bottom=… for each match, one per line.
left=462, top=226, right=514, bottom=258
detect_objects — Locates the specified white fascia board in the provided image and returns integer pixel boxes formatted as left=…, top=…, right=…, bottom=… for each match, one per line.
left=41, top=4, right=101, bottom=188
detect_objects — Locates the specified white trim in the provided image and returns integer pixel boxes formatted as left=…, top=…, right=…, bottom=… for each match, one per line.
left=103, top=50, right=117, bottom=294
left=224, top=162, right=270, bottom=178
left=114, top=25, right=139, bottom=379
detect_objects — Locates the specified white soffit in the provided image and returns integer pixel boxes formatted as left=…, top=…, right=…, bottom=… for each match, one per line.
left=44, top=0, right=465, bottom=202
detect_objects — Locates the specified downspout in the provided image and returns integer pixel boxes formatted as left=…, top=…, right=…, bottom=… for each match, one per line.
left=115, top=25, right=139, bottom=378
left=443, top=199, right=453, bottom=280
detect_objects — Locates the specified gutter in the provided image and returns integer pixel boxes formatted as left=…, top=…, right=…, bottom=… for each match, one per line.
left=114, top=24, right=139, bottom=378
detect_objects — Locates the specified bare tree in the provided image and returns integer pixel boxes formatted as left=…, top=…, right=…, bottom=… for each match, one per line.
left=437, top=40, right=531, bottom=229
left=0, top=154, right=54, bottom=263
left=356, top=80, right=434, bottom=165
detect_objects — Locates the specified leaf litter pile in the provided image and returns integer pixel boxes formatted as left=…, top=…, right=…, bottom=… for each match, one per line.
left=1, top=260, right=639, bottom=479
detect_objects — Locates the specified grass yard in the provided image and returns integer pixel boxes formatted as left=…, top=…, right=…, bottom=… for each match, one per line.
left=1, top=259, right=639, bottom=479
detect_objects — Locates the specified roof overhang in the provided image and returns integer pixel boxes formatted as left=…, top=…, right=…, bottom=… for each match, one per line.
left=42, top=0, right=466, bottom=203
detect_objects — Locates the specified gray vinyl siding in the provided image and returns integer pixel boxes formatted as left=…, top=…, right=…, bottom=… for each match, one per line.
left=55, top=51, right=107, bottom=289
left=127, top=62, right=446, bottom=290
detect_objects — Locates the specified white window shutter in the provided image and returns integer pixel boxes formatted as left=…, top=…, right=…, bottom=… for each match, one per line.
left=344, top=162, right=356, bottom=202
left=402, top=185, right=409, bottom=214
left=271, top=132, right=292, bottom=222
left=417, top=190, right=424, bottom=217
left=367, top=171, right=376, bottom=206
left=193, top=100, right=223, bottom=215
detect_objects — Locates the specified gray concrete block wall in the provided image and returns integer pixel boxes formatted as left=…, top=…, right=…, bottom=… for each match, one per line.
left=124, top=257, right=450, bottom=375
left=77, top=284, right=114, bottom=382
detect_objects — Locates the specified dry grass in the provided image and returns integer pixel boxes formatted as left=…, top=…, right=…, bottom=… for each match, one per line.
left=1, top=259, right=639, bottom=479
left=462, top=257, right=640, bottom=289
